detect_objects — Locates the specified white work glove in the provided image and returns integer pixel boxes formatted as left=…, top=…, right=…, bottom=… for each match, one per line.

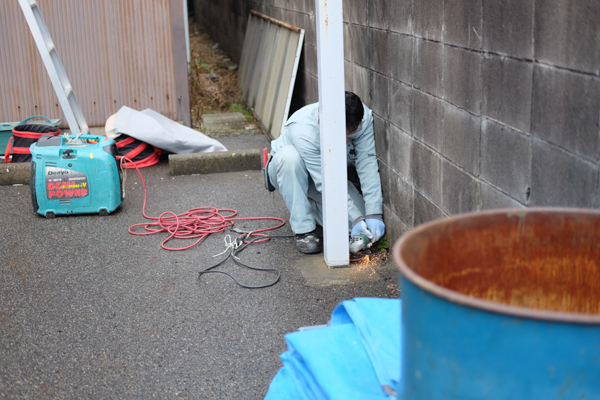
left=350, top=220, right=373, bottom=241
left=365, top=216, right=385, bottom=243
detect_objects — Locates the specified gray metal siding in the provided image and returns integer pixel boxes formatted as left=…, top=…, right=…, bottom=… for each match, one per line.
left=0, top=0, right=189, bottom=128
left=238, top=11, right=304, bottom=139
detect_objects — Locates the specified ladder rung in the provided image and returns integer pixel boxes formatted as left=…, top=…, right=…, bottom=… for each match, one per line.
left=28, top=0, right=37, bottom=8
left=48, top=44, right=55, bottom=54
left=65, top=87, right=73, bottom=98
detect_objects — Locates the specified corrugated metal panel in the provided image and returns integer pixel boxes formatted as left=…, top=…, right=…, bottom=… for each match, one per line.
left=238, top=11, right=304, bottom=140
left=0, top=0, right=190, bottom=128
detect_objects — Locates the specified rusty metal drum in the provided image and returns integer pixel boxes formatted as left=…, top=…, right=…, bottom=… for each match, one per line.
left=393, top=208, right=600, bottom=399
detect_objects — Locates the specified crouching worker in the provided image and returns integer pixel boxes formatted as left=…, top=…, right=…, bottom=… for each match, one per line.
left=265, top=91, right=385, bottom=254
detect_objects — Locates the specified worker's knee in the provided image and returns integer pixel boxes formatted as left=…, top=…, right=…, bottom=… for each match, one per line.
left=274, top=146, right=305, bottom=176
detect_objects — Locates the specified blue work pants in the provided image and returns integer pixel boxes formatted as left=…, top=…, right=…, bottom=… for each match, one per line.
left=268, top=145, right=365, bottom=234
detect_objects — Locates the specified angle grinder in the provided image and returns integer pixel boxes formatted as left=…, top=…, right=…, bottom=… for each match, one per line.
left=349, top=231, right=372, bottom=262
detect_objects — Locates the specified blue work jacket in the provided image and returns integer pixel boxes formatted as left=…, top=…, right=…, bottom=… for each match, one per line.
left=271, top=102, right=383, bottom=223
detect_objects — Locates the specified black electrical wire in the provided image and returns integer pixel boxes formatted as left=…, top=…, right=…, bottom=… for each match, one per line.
left=198, top=234, right=293, bottom=289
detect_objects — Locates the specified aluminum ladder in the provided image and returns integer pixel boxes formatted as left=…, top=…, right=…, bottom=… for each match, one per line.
left=17, top=0, right=89, bottom=138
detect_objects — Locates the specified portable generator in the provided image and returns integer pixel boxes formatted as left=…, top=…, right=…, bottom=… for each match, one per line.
left=30, top=134, right=123, bottom=218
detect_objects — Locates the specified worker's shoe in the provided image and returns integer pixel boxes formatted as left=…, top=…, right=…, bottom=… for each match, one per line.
left=294, top=230, right=322, bottom=254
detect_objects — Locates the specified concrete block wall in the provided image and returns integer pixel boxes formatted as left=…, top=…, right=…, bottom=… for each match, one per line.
left=193, top=0, right=600, bottom=245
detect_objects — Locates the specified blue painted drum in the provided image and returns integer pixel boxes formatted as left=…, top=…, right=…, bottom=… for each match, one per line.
left=393, top=208, right=600, bottom=400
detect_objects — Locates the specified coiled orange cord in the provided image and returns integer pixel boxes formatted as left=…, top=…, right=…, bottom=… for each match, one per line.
left=124, top=158, right=286, bottom=251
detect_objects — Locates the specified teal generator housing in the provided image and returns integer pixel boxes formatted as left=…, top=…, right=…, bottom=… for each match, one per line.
left=30, top=134, right=123, bottom=218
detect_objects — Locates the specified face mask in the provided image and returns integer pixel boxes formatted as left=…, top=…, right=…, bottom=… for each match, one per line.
left=346, top=122, right=362, bottom=141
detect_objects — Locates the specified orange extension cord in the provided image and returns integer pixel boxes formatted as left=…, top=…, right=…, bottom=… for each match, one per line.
left=122, top=158, right=289, bottom=288
left=124, top=159, right=286, bottom=251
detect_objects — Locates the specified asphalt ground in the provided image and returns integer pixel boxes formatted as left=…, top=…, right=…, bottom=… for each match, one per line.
left=0, top=133, right=399, bottom=399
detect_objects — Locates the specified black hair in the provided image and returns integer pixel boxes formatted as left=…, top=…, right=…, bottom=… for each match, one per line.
left=345, top=91, right=364, bottom=130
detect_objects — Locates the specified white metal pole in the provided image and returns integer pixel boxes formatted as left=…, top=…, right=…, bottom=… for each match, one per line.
left=183, top=0, right=191, bottom=65
left=315, top=0, right=349, bottom=267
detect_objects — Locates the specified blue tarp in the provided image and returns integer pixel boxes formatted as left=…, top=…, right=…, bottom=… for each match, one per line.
left=265, top=298, right=401, bottom=400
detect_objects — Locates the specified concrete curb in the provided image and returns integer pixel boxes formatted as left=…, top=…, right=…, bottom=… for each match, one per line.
left=201, top=112, right=247, bottom=132
left=0, top=162, right=30, bottom=185
left=0, top=150, right=263, bottom=186
left=169, top=149, right=262, bottom=176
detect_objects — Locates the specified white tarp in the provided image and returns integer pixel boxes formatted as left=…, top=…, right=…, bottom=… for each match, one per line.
left=105, top=106, right=227, bottom=153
